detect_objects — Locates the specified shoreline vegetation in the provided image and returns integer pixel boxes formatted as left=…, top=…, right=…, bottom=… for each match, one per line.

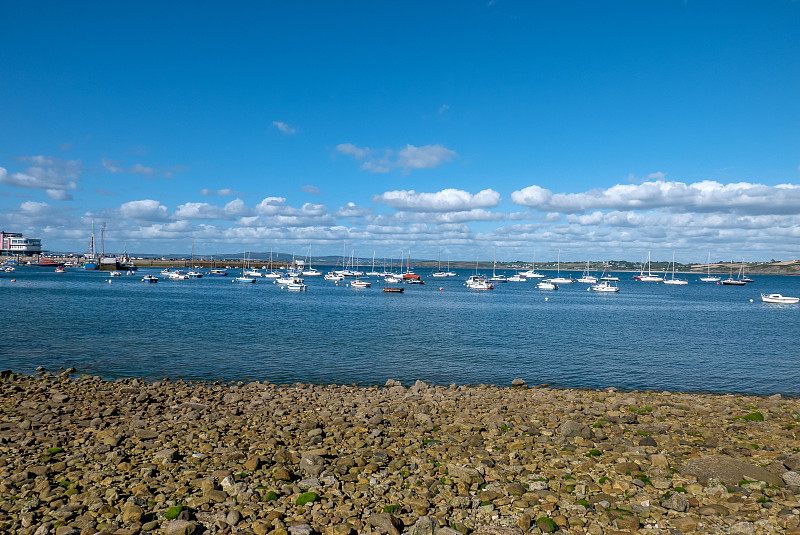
left=3, top=255, right=800, bottom=276
left=2, top=371, right=799, bottom=535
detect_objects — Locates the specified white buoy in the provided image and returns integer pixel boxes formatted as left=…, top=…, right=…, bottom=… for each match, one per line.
left=749, top=299, right=754, bottom=303
left=545, top=297, right=549, bottom=301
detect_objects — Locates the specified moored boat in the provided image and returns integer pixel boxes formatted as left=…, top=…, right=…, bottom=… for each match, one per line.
left=141, top=274, right=158, bottom=283
left=760, top=293, right=799, bottom=304
left=591, top=281, right=619, bottom=292
left=537, top=280, right=558, bottom=290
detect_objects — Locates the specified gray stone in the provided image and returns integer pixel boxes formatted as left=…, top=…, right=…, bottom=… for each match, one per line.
left=729, top=522, right=755, bottom=535
left=680, top=455, right=784, bottom=486
left=559, top=420, right=590, bottom=439
left=300, top=453, right=326, bottom=476
left=660, top=491, right=690, bottom=512
left=368, top=513, right=402, bottom=535
left=511, top=378, right=526, bottom=387
left=784, top=454, right=800, bottom=472
left=163, top=520, right=199, bottom=535
left=410, top=516, right=439, bottom=535
left=446, top=463, right=485, bottom=485
left=298, top=477, right=321, bottom=490
left=783, top=471, right=800, bottom=486
left=288, top=524, right=314, bottom=535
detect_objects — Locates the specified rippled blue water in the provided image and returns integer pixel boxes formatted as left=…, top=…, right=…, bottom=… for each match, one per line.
left=2, top=266, right=799, bottom=395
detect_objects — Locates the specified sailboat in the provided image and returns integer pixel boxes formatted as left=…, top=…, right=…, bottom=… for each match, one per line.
left=739, top=260, right=754, bottom=283
left=599, top=262, right=619, bottom=281
left=445, top=255, right=457, bottom=277
left=187, top=242, right=203, bottom=278
left=264, top=249, right=281, bottom=279
left=234, top=252, right=256, bottom=283
left=699, top=252, right=721, bottom=282
left=550, top=250, right=574, bottom=283
left=577, top=260, right=598, bottom=283
left=722, top=259, right=749, bottom=285
left=432, top=248, right=448, bottom=278
left=465, top=256, right=494, bottom=290
left=637, top=251, right=664, bottom=282
left=301, top=245, right=322, bottom=276
left=402, top=250, right=422, bottom=282
left=366, top=251, right=382, bottom=276
left=350, top=253, right=371, bottom=288
left=519, top=250, right=545, bottom=279
left=663, top=251, right=688, bottom=285
left=488, top=251, right=507, bottom=283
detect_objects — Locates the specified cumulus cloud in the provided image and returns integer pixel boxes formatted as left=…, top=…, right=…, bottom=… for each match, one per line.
left=336, top=143, right=457, bottom=173
left=335, top=202, right=372, bottom=218
left=19, top=201, right=51, bottom=217
left=511, top=180, right=800, bottom=215
left=0, top=157, right=80, bottom=191
left=120, top=200, right=169, bottom=222
left=373, top=188, right=500, bottom=212
left=273, top=121, right=296, bottom=134
left=102, top=159, right=156, bottom=176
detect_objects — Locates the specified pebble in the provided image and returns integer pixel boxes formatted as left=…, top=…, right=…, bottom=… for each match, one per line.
left=0, top=371, right=798, bottom=535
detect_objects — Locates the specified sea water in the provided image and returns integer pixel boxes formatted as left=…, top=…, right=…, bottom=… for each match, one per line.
left=1, top=266, right=798, bottom=395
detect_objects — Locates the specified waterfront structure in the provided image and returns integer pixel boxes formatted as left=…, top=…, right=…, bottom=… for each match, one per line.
left=0, top=231, right=42, bottom=255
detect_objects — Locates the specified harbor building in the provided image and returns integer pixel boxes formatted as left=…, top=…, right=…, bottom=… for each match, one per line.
left=0, top=231, right=42, bottom=255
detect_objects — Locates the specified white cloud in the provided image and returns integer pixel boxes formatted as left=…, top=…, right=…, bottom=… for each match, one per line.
left=46, top=189, right=73, bottom=201
left=335, top=202, right=372, bottom=218
left=19, top=201, right=51, bottom=217
left=223, top=198, right=254, bottom=218
left=336, top=143, right=371, bottom=159
left=373, top=188, right=500, bottom=212
left=0, top=158, right=79, bottom=191
left=511, top=180, right=800, bottom=215
left=396, top=144, right=457, bottom=170
left=302, top=185, right=321, bottom=196
left=120, top=200, right=170, bottom=222
left=336, top=143, right=457, bottom=173
left=273, top=121, right=297, bottom=134
left=174, top=202, right=225, bottom=220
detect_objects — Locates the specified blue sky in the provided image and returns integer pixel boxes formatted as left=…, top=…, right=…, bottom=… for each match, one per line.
left=1, top=1, right=799, bottom=262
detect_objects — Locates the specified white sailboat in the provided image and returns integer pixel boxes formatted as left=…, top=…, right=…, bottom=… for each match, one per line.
left=699, top=252, right=721, bottom=282
left=431, top=248, right=448, bottom=278
left=234, top=252, right=256, bottom=283
left=663, top=251, right=688, bottom=285
left=637, top=251, right=664, bottom=282
left=519, top=250, right=545, bottom=279
left=187, top=241, right=203, bottom=278
left=301, top=245, right=322, bottom=276
left=488, top=250, right=507, bottom=283
left=577, top=260, right=598, bottom=283
left=599, top=261, right=619, bottom=281
left=465, top=256, right=494, bottom=290
left=550, top=250, right=574, bottom=283
left=365, top=251, right=382, bottom=276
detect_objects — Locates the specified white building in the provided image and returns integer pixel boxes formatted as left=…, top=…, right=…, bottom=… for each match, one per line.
left=0, top=231, right=42, bottom=255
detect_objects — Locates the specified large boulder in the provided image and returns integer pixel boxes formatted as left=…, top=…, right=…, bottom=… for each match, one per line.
left=680, top=455, right=784, bottom=486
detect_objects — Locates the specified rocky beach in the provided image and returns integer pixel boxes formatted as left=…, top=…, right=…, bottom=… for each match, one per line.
left=1, top=370, right=799, bottom=535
